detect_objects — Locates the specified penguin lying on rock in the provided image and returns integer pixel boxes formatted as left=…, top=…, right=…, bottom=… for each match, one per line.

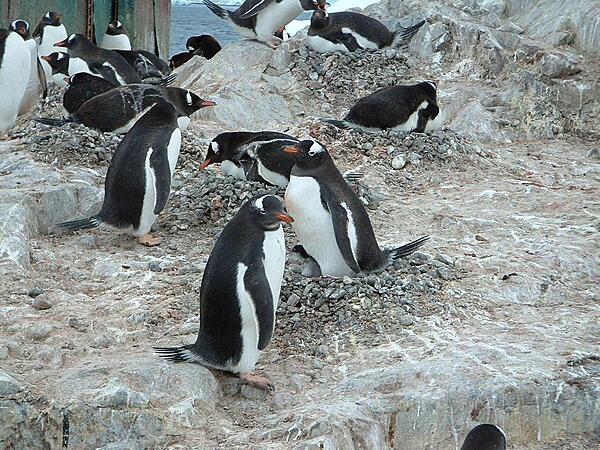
left=461, top=424, right=506, bottom=450
left=306, top=9, right=425, bottom=53
left=323, top=81, right=442, bottom=133
left=156, top=194, right=293, bottom=391
left=283, top=140, right=428, bottom=277
left=62, top=73, right=116, bottom=118
left=36, top=84, right=215, bottom=133
left=202, top=0, right=327, bottom=48
left=55, top=102, right=182, bottom=247
left=169, top=35, right=222, bottom=69
left=114, top=49, right=175, bottom=86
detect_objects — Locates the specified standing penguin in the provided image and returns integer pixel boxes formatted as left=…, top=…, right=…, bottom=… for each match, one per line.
left=55, top=102, right=182, bottom=246
left=32, top=11, right=67, bottom=81
left=8, top=20, right=47, bottom=115
left=461, top=424, right=507, bottom=450
left=155, top=194, right=293, bottom=391
left=54, top=34, right=141, bottom=85
left=284, top=140, right=428, bottom=277
left=202, top=0, right=327, bottom=48
left=100, top=20, right=132, bottom=51
left=306, top=9, right=425, bottom=53
left=323, top=81, right=443, bottom=133
left=201, top=131, right=300, bottom=188
left=36, top=84, right=215, bottom=133
left=0, top=29, right=31, bottom=136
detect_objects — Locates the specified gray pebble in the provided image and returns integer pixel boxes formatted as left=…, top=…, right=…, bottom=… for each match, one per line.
left=32, top=295, right=52, bottom=310
left=31, top=324, right=53, bottom=341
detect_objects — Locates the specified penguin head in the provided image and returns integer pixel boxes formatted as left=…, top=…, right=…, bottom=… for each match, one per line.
left=301, top=0, right=329, bottom=12
left=460, top=424, right=506, bottom=450
left=310, top=7, right=330, bottom=29
left=41, top=52, right=69, bottom=75
left=9, top=20, right=30, bottom=39
left=419, top=80, right=438, bottom=99
left=248, top=195, right=293, bottom=231
left=54, top=33, right=89, bottom=52
left=283, top=140, right=329, bottom=170
left=41, top=11, right=62, bottom=26
left=175, top=89, right=215, bottom=116
left=106, top=20, right=127, bottom=36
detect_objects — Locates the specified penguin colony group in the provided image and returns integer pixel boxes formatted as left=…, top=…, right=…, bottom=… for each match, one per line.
left=1, top=2, right=504, bottom=448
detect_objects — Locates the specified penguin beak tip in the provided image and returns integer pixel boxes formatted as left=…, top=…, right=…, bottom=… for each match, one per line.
left=199, top=100, right=216, bottom=108
left=283, top=146, right=299, bottom=154
left=275, top=213, right=294, bottom=224
left=199, top=159, right=211, bottom=170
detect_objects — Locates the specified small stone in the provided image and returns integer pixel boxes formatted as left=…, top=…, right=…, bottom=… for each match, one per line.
left=408, top=152, right=421, bottom=165
left=240, top=384, right=270, bottom=401
left=27, top=287, right=44, bottom=298
left=391, top=155, right=406, bottom=170
left=0, top=344, right=8, bottom=359
left=587, top=148, right=600, bottom=159
left=32, top=295, right=52, bottom=310
left=0, top=372, right=25, bottom=396
left=148, top=262, right=163, bottom=272
left=31, top=324, right=53, bottom=341
left=498, top=21, right=524, bottom=34
left=436, top=267, right=453, bottom=280
left=95, top=379, right=149, bottom=408
left=287, top=293, right=301, bottom=307
left=399, top=315, right=414, bottom=326
left=92, top=334, right=115, bottom=349
left=68, top=317, right=89, bottom=332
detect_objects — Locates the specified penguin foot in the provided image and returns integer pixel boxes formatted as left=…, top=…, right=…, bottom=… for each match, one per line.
left=0, top=134, right=12, bottom=141
left=138, top=234, right=162, bottom=246
left=265, top=38, right=282, bottom=49
left=240, top=373, right=275, bottom=392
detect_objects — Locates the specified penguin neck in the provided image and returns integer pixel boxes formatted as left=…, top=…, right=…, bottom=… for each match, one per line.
left=291, top=155, right=339, bottom=179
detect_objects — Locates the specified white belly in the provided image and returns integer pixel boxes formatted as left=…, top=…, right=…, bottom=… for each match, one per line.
left=257, top=160, right=288, bottom=188
left=176, top=116, right=190, bottom=131
left=234, top=262, right=261, bottom=374
left=135, top=147, right=158, bottom=236
left=37, top=25, right=68, bottom=56
left=101, top=34, right=132, bottom=51
left=254, top=1, right=303, bottom=42
left=425, top=105, right=444, bottom=132
left=68, top=58, right=94, bottom=77
left=305, top=35, right=350, bottom=53
left=348, top=101, right=429, bottom=133
left=285, top=175, right=355, bottom=277
left=166, top=128, right=182, bottom=178
left=18, top=40, right=40, bottom=115
left=220, top=160, right=247, bottom=180
left=0, top=33, right=31, bottom=133
left=262, top=227, right=286, bottom=310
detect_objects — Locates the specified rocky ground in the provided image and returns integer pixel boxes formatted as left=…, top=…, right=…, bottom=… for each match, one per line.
left=1, top=0, right=599, bottom=449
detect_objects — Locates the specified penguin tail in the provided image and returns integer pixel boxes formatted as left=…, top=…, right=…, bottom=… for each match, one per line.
left=155, top=73, right=178, bottom=87
left=154, top=345, right=204, bottom=364
left=392, top=19, right=426, bottom=47
left=55, top=215, right=101, bottom=232
left=202, top=0, right=230, bottom=19
left=35, top=117, right=72, bottom=127
left=387, top=235, right=429, bottom=260
left=343, top=171, right=364, bottom=182
left=321, top=118, right=350, bottom=129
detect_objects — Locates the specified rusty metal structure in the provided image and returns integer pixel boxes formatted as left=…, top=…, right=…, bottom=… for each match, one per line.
left=0, top=0, right=171, bottom=58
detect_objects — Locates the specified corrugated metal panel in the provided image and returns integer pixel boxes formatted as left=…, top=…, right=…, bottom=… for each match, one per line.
left=1, top=0, right=170, bottom=58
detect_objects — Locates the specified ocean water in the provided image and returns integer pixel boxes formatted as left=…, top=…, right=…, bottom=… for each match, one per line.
left=168, top=0, right=371, bottom=57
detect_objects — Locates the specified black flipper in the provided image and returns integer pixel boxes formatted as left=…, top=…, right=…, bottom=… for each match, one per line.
left=393, top=19, right=426, bottom=47
left=150, top=147, right=172, bottom=215
left=154, top=73, right=178, bottom=86
left=37, top=59, right=48, bottom=99
left=340, top=34, right=361, bottom=52
left=321, top=118, right=350, bottom=129
left=325, top=199, right=361, bottom=273
left=55, top=216, right=101, bottom=232
left=239, top=0, right=276, bottom=19
left=202, top=0, right=230, bottom=19
left=243, top=262, right=275, bottom=350
left=35, top=117, right=72, bottom=127
left=386, top=236, right=429, bottom=260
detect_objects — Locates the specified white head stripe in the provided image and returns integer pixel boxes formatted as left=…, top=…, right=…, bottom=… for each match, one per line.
left=309, top=141, right=325, bottom=154
left=116, top=21, right=122, bottom=27
left=186, top=91, right=192, bottom=105
left=210, top=141, right=220, bottom=154
left=254, top=195, right=269, bottom=211
left=425, top=80, right=437, bottom=91
left=45, top=12, right=51, bottom=19
left=57, top=53, right=65, bottom=60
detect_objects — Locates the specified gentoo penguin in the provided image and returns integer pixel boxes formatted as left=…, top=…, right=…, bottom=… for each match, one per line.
left=284, top=140, right=428, bottom=277
left=201, top=131, right=300, bottom=188
left=169, top=52, right=195, bottom=70
left=62, top=73, right=115, bottom=118
left=40, top=52, right=92, bottom=86
left=9, top=20, right=47, bottom=115
left=461, top=424, right=507, bottom=450
left=54, top=34, right=141, bottom=85
left=323, top=81, right=443, bottom=133
left=36, top=84, right=215, bottom=133
left=55, top=102, right=182, bottom=246
left=155, top=194, right=293, bottom=391
left=0, top=29, right=31, bottom=135
left=307, top=9, right=425, bottom=53
left=186, top=35, right=222, bottom=59
left=32, top=11, right=67, bottom=81
left=202, top=0, right=327, bottom=48
left=114, top=49, right=175, bottom=85
left=100, top=20, right=132, bottom=51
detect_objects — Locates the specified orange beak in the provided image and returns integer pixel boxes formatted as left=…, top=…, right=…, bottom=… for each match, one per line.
left=200, top=100, right=216, bottom=107
left=200, top=159, right=212, bottom=170
left=54, top=39, right=67, bottom=47
left=274, top=213, right=294, bottom=223
left=41, top=55, right=52, bottom=62
left=283, top=146, right=299, bottom=154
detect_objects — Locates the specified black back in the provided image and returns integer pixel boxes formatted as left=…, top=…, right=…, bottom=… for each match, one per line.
left=169, top=52, right=194, bottom=69
left=64, top=73, right=116, bottom=115
left=186, top=35, right=222, bottom=59
left=32, top=11, right=61, bottom=40
left=60, top=34, right=141, bottom=84
left=308, top=10, right=395, bottom=49
left=114, top=49, right=171, bottom=79
left=290, top=140, right=386, bottom=270
left=191, top=194, right=286, bottom=365
left=345, top=82, right=439, bottom=131
left=99, top=102, right=179, bottom=228
left=461, top=424, right=507, bottom=450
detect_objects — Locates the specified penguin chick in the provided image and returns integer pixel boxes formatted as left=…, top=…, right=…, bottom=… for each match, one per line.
left=201, top=131, right=300, bottom=188
left=100, top=20, right=132, bottom=51
left=155, top=194, right=293, bottom=391
left=306, top=9, right=425, bottom=53
left=284, top=140, right=428, bottom=277
left=322, top=81, right=442, bottom=133
left=461, top=424, right=507, bottom=450
left=54, top=102, right=182, bottom=246
left=202, top=0, right=327, bottom=48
